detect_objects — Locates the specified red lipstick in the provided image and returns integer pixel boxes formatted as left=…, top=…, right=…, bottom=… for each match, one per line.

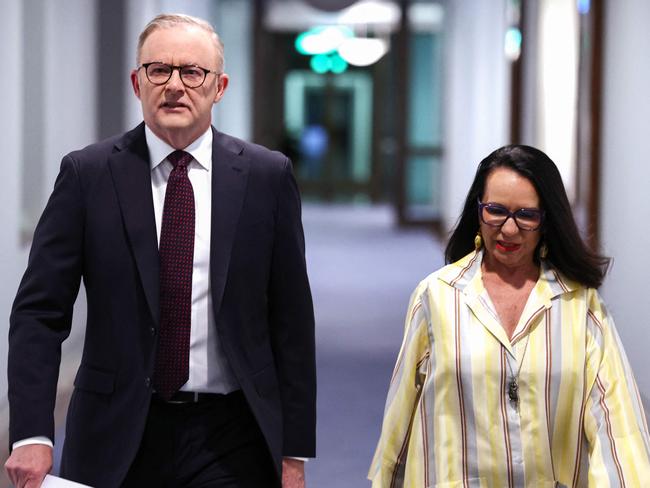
left=496, top=241, right=521, bottom=252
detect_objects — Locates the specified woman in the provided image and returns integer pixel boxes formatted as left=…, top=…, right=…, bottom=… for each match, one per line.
left=369, top=145, right=650, bottom=487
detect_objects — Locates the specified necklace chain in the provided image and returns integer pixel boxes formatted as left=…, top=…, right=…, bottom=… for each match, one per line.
left=505, top=334, right=530, bottom=409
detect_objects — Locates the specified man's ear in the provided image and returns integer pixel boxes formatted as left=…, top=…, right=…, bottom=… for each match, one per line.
left=213, top=73, right=229, bottom=104
left=131, top=70, right=142, bottom=99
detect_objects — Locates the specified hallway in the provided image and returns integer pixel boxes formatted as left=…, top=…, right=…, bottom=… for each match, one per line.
left=302, top=204, right=443, bottom=487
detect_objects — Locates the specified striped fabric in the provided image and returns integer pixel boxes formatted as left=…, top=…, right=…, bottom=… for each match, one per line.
left=369, top=251, right=650, bottom=487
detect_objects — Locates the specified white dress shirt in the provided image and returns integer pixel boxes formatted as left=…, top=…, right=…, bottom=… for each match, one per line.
left=146, top=125, right=238, bottom=394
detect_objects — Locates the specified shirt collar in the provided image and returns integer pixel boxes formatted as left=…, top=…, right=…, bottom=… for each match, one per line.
left=144, top=125, right=213, bottom=171
left=438, top=249, right=580, bottom=299
left=437, top=250, right=582, bottom=350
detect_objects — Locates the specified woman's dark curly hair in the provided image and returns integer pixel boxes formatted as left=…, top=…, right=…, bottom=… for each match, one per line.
left=444, top=144, right=610, bottom=288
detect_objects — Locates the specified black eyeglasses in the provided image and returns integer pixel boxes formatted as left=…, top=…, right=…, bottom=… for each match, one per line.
left=138, top=62, right=220, bottom=88
left=478, top=200, right=544, bottom=231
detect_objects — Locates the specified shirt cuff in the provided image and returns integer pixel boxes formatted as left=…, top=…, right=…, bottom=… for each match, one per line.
left=284, top=457, right=309, bottom=462
left=12, top=436, right=54, bottom=450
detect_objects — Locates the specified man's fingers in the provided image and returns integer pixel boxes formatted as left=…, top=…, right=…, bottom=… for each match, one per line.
left=4, top=444, right=53, bottom=488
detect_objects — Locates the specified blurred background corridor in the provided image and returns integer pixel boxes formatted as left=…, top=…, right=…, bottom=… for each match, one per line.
left=302, top=205, right=442, bottom=486
left=1, top=0, right=649, bottom=485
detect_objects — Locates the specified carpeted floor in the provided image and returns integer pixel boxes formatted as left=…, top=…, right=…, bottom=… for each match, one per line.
left=302, top=204, right=443, bottom=487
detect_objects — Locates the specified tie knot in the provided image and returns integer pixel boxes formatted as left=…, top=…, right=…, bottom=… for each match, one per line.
left=167, top=150, right=193, bottom=169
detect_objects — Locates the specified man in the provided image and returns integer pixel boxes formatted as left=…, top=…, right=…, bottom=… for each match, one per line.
left=5, top=13, right=315, bottom=488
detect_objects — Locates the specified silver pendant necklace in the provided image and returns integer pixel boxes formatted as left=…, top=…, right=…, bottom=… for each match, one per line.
left=508, top=377, right=520, bottom=404
left=505, top=334, right=530, bottom=410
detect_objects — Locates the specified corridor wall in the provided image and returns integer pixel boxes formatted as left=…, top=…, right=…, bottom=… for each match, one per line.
left=0, top=1, right=24, bottom=439
left=441, top=0, right=511, bottom=231
left=0, top=0, right=99, bottom=463
left=600, top=0, right=650, bottom=403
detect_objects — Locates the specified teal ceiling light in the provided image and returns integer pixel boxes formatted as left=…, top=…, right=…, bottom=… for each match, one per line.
left=295, top=25, right=354, bottom=56
left=329, top=53, right=348, bottom=74
left=310, top=54, right=332, bottom=74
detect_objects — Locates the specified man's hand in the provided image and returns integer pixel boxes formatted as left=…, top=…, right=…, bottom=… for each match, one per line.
left=5, top=444, right=53, bottom=488
left=282, top=458, right=305, bottom=488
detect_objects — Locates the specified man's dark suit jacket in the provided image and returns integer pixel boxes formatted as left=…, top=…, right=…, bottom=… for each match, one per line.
left=8, top=123, right=316, bottom=487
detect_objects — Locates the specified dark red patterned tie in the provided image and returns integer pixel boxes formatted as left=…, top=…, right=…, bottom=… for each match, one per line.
left=153, top=150, right=195, bottom=400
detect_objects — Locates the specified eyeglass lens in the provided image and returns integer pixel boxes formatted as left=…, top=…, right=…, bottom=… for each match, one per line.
left=146, top=63, right=206, bottom=87
left=481, top=204, right=542, bottom=230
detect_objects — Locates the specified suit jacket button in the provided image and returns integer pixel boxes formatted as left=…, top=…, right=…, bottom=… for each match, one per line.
left=150, top=327, right=156, bottom=336
left=144, top=377, right=151, bottom=388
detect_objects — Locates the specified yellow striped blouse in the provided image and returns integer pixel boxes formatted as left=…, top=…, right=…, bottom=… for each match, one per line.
left=369, top=251, right=650, bottom=487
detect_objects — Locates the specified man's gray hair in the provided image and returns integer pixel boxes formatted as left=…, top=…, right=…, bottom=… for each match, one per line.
left=136, top=13, right=224, bottom=72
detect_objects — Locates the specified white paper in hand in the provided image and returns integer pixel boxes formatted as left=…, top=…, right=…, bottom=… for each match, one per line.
left=41, top=474, right=93, bottom=487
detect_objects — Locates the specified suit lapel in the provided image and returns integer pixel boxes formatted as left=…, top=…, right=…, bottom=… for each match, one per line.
left=106, top=126, right=250, bottom=325
left=209, top=129, right=250, bottom=317
left=108, top=124, right=160, bottom=326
